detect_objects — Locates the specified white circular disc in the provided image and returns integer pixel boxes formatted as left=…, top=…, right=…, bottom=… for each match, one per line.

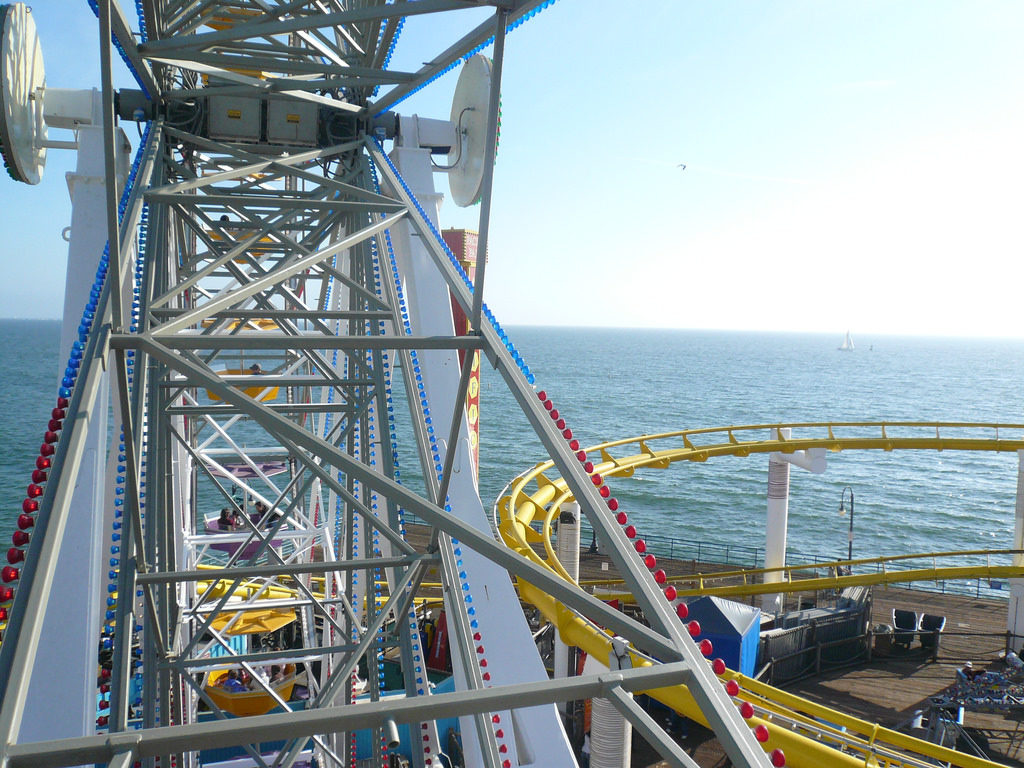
left=0, top=3, right=46, bottom=185
left=448, top=54, right=492, bottom=208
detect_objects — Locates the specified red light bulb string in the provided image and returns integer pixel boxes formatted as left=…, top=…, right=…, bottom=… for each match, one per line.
left=0, top=397, right=69, bottom=648
left=536, top=389, right=782, bottom=762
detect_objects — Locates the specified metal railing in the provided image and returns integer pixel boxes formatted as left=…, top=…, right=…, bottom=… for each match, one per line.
left=575, top=522, right=1012, bottom=601
left=403, top=513, right=1012, bottom=601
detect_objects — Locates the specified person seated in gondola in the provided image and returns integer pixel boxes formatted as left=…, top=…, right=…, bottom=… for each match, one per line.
left=217, top=508, right=235, bottom=531
left=219, top=669, right=246, bottom=692
left=255, top=500, right=281, bottom=528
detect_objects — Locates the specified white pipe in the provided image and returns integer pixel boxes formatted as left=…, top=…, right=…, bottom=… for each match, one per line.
left=554, top=502, right=581, bottom=712
left=19, top=119, right=130, bottom=747
left=1008, top=450, right=1024, bottom=651
left=590, top=697, right=630, bottom=768
left=775, top=447, right=827, bottom=474
left=762, top=428, right=791, bottom=614
left=590, top=638, right=632, bottom=768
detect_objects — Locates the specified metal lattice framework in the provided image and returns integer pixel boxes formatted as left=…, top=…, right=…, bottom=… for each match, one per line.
left=0, top=3, right=776, bottom=768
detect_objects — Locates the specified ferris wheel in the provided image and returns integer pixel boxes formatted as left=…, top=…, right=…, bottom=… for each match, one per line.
left=0, top=3, right=777, bottom=768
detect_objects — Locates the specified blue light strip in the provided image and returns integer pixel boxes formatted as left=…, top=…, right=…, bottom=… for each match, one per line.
left=40, top=117, right=153, bottom=726
left=134, top=0, right=148, bottom=43
left=364, top=170, right=513, bottom=752
left=367, top=159, right=447, bottom=762
left=365, top=146, right=714, bottom=758
left=374, top=0, right=558, bottom=117
left=99, top=200, right=150, bottom=729
left=370, top=143, right=535, bottom=385
left=67, top=122, right=153, bottom=367
left=372, top=5, right=406, bottom=99
left=85, top=0, right=152, bottom=99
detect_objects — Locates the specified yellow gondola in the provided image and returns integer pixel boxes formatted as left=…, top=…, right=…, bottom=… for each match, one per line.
left=209, top=607, right=296, bottom=636
left=201, top=317, right=278, bottom=331
left=204, top=663, right=297, bottom=717
left=206, top=369, right=278, bottom=402
left=206, top=228, right=279, bottom=255
left=203, top=6, right=265, bottom=81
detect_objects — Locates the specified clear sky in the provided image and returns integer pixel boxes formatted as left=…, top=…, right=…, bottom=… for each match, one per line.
left=2, top=1, right=1022, bottom=338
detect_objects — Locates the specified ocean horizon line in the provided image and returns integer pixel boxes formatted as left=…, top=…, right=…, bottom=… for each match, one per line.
left=3, top=316, right=1024, bottom=343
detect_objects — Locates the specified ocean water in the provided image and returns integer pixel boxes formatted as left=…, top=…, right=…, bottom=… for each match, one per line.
left=0, top=319, right=63, bottom=547
left=474, top=328, right=1024, bottom=567
left=3, top=320, right=1024, bottom=572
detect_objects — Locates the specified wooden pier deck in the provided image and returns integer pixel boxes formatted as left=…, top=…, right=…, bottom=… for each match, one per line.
left=781, top=585, right=1023, bottom=766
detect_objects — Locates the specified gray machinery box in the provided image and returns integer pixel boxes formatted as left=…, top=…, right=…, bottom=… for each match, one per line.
left=266, top=99, right=319, bottom=146
left=208, top=95, right=261, bottom=142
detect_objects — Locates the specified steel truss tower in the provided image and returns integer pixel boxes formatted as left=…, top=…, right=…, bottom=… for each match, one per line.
left=0, top=3, right=772, bottom=768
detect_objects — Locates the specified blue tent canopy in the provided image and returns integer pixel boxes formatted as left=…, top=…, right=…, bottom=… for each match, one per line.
left=686, top=595, right=761, bottom=677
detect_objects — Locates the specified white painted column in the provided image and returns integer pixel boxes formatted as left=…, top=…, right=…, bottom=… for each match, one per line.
left=21, top=112, right=130, bottom=744
left=1007, top=450, right=1024, bottom=651
left=554, top=502, right=581, bottom=708
left=762, top=428, right=791, bottom=615
left=590, top=638, right=632, bottom=768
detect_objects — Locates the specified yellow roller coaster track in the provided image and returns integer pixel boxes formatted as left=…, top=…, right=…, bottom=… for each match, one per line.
left=584, top=547, right=1024, bottom=601
left=497, top=422, right=1024, bottom=768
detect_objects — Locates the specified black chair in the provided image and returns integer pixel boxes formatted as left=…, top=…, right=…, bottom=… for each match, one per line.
left=919, top=613, right=946, bottom=651
left=892, top=609, right=921, bottom=649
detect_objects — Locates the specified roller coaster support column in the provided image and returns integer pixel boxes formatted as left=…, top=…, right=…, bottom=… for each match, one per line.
left=554, top=502, right=581, bottom=711
left=590, top=638, right=633, bottom=768
left=1008, top=450, right=1024, bottom=651
left=19, top=92, right=131, bottom=745
left=762, top=445, right=790, bottom=615
left=762, top=429, right=827, bottom=614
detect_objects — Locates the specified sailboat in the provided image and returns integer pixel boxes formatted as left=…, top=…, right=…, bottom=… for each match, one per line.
left=838, top=330, right=855, bottom=351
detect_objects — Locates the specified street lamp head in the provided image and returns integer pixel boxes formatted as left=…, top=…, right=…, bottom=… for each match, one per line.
left=839, top=486, right=854, bottom=515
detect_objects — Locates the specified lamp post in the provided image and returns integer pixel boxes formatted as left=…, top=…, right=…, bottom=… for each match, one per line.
left=839, top=486, right=854, bottom=562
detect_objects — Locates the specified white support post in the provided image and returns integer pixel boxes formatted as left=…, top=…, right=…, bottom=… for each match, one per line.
left=554, top=502, right=581, bottom=710
left=762, top=428, right=791, bottom=615
left=1008, top=450, right=1024, bottom=652
left=21, top=100, right=130, bottom=745
left=590, top=638, right=632, bottom=768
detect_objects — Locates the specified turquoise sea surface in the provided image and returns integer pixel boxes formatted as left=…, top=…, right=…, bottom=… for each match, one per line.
left=3, top=319, right=1023, bottom=581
